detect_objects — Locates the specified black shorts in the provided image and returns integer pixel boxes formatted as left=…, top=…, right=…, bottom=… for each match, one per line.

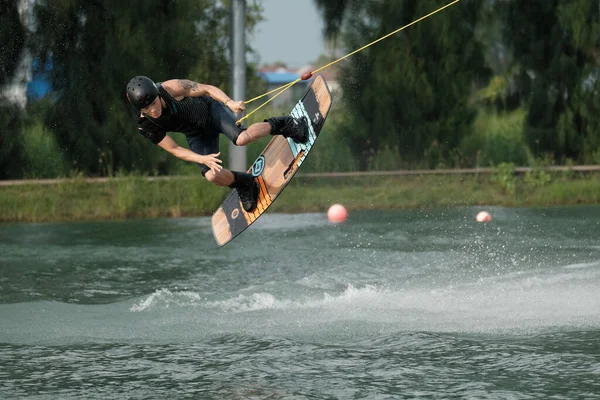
left=186, top=99, right=244, bottom=175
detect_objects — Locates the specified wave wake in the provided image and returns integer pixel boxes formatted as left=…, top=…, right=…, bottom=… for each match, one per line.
left=130, top=270, right=600, bottom=332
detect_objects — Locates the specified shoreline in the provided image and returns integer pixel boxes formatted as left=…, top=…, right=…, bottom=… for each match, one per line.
left=2, top=165, right=599, bottom=186
left=1, top=171, right=599, bottom=224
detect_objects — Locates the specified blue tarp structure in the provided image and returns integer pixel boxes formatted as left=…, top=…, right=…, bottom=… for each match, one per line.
left=260, top=71, right=300, bottom=85
left=26, top=57, right=52, bottom=99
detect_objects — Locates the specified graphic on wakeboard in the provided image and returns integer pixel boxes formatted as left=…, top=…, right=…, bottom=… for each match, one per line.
left=211, top=74, right=333, bottom=246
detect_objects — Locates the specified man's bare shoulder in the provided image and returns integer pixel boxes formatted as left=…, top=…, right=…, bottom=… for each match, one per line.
left=161, top=79, right=201, bottom=98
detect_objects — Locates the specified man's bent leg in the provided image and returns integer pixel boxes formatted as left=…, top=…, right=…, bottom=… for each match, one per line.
left=236, top=116, right=309, bottom=146
left=186, top=128, right=258, bottom=212
left=205, top=168, right=235, bottom=186
left=205, top=168, right=259, bottom=212
left=209, top=100, right=308, bottom=146
left=235, top=122, right=271, bottom=146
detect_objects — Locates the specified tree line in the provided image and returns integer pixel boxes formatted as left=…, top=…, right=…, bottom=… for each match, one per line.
left=1, top=0, right=598, bottom=179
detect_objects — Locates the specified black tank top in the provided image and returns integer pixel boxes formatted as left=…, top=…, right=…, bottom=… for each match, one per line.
left=138, top=84, right=212, bottom=144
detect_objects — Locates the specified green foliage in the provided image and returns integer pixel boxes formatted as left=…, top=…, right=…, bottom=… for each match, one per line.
left=593, top=149, right=600, bottom=165
left=0, top=173, right=226, bottom=222
left=20, top=112, right=67, bottom=178
left=491, top=162, right=517, bottom=195
left=331, top=0, right=491, bottom=168
left=313, top=0, right=355, bottom=40
left=461, top=108, right=529, bottom=167
left=524, top=167, right=552, bottom=188
left=473, top=75, right=510, bottom=109
left=0, top=104, right=25, bottom=179
left=0, top=0, right=26, bottom=85
left=496, top=0, right=600, bottom=163
left=0, top=1, right=27, bottom=179
left=523, top=156, right=553, bottom=188
left=310, top=0, right=600, bottom=170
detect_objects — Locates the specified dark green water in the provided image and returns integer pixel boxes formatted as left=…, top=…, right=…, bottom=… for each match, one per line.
left=1, top=206, right=599, bottom=399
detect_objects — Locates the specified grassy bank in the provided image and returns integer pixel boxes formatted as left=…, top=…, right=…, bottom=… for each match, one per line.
left=1, top=171, right=599, bottom=223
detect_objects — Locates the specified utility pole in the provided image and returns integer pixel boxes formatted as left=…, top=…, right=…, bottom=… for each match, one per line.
left=229, top=0, right=247, bottom=171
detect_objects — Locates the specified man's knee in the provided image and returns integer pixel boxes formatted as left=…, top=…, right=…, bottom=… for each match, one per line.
left=235, top=130, right=248, bottom=146
left=204, top=169, right=218, bottom=183
left=205, top=169, right=231, bottom=186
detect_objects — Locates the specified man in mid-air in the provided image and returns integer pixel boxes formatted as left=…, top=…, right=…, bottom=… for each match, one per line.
left=126, top=75, right=308, bottom=212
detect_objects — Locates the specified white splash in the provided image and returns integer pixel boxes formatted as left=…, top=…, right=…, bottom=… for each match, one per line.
left=129, top=271, right=600, bottom=333
left=129, top=289, right=203, bottom=312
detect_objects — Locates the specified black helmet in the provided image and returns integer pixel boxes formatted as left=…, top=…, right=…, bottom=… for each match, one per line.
left=126, top=76, right=158, bottom=109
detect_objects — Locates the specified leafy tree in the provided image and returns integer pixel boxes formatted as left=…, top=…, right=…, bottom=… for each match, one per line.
left=497, top=0, right=600, bottom=163
left=314, top=0, right=353, bottom=40
left=0, top=103, right=25, bottom=179
left=0, top=0, right=26, bottom=84
left=30, top=0, right=264, bottom=176
left=317, top=0, right=490, bottom=168
left=0, top=0, right=26, bottom=178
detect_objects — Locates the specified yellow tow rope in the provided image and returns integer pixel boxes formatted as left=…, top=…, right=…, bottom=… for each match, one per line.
left=236, top=0, right=461, bottom=126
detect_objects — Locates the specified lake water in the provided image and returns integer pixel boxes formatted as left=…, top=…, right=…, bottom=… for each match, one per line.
left=1, top=206, right=599, bottom=399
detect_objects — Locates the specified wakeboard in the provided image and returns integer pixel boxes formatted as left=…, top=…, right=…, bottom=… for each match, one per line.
left=211, top=74, right=333, bottom=246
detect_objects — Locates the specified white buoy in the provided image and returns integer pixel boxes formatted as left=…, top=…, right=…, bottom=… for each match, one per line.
left=476, top=211, right=492, bottom=223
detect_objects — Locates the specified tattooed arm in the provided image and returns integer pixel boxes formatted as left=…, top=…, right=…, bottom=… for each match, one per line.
left=161, top=79, right=245, bottom=112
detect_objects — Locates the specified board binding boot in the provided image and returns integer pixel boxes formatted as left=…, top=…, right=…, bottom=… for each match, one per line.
left=233, top=172, right=259, bottom=212
left=266, top=116, right=309, bottom=144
